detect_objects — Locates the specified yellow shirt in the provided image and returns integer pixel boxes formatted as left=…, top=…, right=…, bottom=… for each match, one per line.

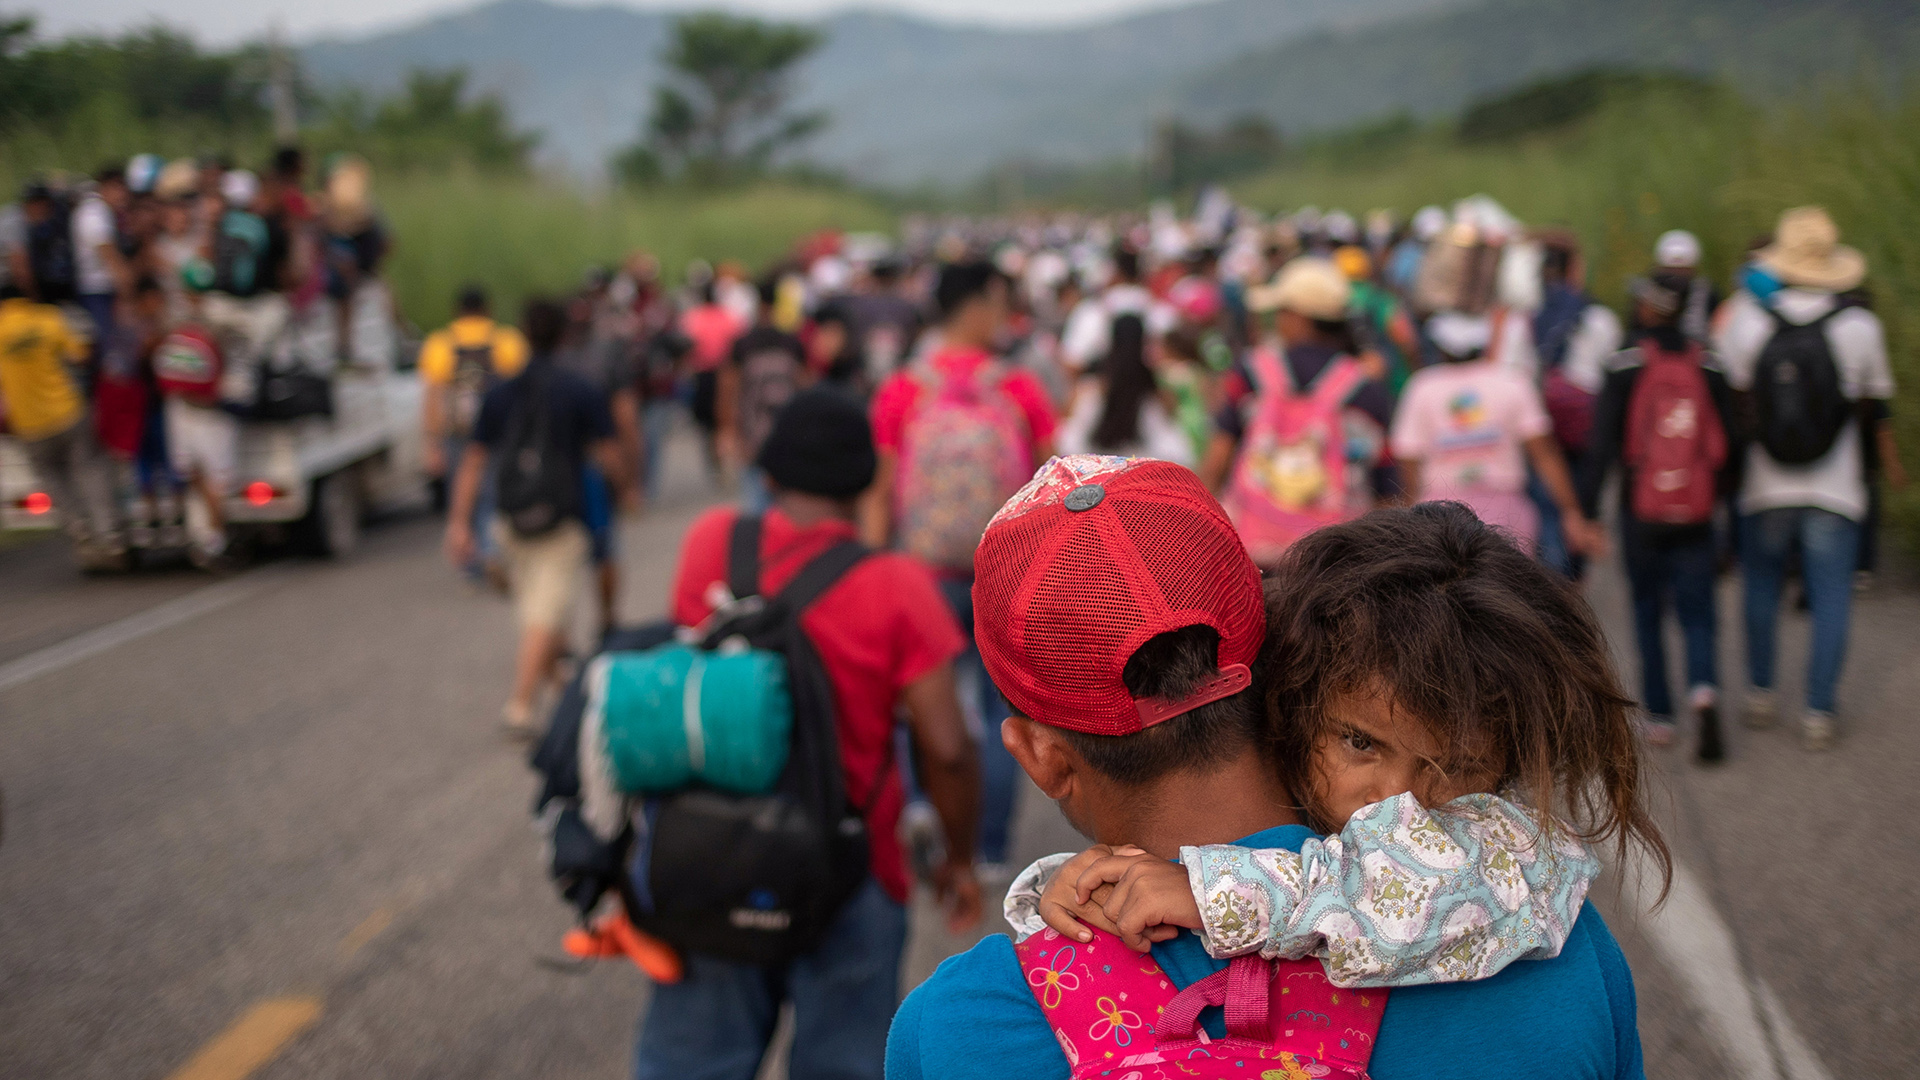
left=417, top=315, right=530, bottom=386
left=0, top=299, right=86, bottom=440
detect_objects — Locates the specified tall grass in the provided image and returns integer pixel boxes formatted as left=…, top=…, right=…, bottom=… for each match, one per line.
left=376, top=172, right=894, bottom=328
left=1235, top=86, right=1920, bottom=548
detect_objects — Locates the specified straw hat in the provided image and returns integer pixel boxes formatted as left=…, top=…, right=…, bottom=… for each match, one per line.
left=1757, top=207, right=1864, bottom=291
left=325, top=156, right=374, bottom=232
left=1247, top=256, right=1351, bottom=320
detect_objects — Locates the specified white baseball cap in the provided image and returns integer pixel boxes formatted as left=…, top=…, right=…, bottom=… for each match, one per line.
left=1655, top=229, right=1701, bottom=269
left=1427, top=311, right=1493, bottom=359
left=220, top=169, right=259, bottom=207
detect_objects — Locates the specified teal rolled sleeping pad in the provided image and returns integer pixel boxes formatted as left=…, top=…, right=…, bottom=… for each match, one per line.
left=586, top=644, right=792, bottom=795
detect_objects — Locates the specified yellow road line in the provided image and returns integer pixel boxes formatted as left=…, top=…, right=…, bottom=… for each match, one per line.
left=339, top=907, right=395, bottom=959
left=163, top=996, right=322, bottom=1080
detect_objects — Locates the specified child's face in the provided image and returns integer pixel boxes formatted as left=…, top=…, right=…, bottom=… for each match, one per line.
left=1308, top=689, right=1499, bottom=828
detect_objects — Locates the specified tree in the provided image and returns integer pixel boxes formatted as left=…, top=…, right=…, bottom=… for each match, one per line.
left=312, top=68, right=539, bottom=174
left=614, top=13, right=826, bottom=186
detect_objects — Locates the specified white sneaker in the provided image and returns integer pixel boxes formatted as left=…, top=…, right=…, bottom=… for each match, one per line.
left=1743, top=689, right=1778, bottom=730
left=1801, top=710, right=1836, bottom=751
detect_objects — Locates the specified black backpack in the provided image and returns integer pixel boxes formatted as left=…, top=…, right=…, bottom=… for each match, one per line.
left=1753, top=306, right=1851, bottom=465
left=532, top=517, right=876, bottom=965
left=495, top=365, right=582, bottom=537
left=25, top=194, right=77, bottom=303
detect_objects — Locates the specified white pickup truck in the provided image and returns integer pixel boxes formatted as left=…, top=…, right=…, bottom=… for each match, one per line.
left=3, top=291, right=428, bottom=564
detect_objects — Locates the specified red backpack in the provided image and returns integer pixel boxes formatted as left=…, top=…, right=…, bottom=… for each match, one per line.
left=153, top=324, right=225, bottom=405
left=1624, top=341, right=1725, bottom=526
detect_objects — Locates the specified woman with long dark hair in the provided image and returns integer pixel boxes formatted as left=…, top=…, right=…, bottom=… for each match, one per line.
left=1056, top=313, right=1194, bottom=465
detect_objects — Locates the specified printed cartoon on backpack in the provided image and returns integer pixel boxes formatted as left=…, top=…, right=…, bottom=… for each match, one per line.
left=1222, top=344, right=1367, bottom=563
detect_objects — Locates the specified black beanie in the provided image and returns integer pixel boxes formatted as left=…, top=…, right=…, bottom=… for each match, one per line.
left=756, top=386, right=878, bottom=499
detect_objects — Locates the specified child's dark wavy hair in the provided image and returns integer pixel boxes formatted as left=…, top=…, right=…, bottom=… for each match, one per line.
left=1259, top=502, right=1672, bottom=896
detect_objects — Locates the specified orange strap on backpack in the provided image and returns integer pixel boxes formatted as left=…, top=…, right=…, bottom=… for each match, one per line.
left=562, top=910, right=685, bottom=984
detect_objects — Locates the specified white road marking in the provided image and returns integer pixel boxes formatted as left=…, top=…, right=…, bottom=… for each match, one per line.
left=0, top=568, right=288, bottom=694
left=1621, top=856, right=1833, bottom=1080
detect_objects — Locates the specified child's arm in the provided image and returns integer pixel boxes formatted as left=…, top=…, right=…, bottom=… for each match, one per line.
left=1183, top=792, right=1601, bottom=986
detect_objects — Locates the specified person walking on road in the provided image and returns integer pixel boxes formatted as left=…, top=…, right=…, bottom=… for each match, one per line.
left=0, top=282, right=121, bottom=564
left=1714, top=207, right=1904, bottom=750
left=641, top=386, right=981, bottom=1080
left=1581, top=272, right=1739, bottom=759
left=420, top=286, right=529, bottom=584
left=1391, top=310, right=1603, bottom=560
left=864, top=260, right=1056, bottom=884
left=443, top=299, right=626, bottom=736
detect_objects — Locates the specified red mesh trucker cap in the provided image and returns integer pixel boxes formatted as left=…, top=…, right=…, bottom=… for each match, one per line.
left=973, top=455, right=1265, bottom=736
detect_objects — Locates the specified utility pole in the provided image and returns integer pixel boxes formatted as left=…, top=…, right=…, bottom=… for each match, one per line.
left=268, top=20, right=298, bottom=144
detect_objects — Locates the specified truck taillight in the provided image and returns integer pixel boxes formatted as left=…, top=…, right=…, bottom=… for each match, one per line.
left=21, top=491, right=51, bottom=514
left=244, top=481, right=277, bottom=506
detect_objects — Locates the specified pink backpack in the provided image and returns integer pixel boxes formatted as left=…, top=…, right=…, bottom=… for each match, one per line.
left=1017, top=927, right=1386, bottom=1079
left=1624, top=341, right=1726, bottom=527
left=1221, top=348, right=1368, bottom=566
left=896, top=358, right=1032, bottom=571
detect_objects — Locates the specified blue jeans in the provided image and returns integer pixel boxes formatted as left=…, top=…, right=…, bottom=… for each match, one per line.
left=739, top=464, right=773, bottom=516
left=1621, top=525, right=1718, bottom=718
left=632, top=878, right=906, bottom=1080
left=1740, top=507, right=1861, bottom=713
left=583, top=464, right=616, bottom=564
left=936, top=575, right=1018, bottom=864
left=643, top=397, right=677, bottom=500
left=1527, top=470, right=1582, bottom=579
left=451, top=435, right=498, bottom=572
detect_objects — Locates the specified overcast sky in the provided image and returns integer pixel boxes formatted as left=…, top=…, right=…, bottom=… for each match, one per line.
left=20, top=0, right=1194, bottom=46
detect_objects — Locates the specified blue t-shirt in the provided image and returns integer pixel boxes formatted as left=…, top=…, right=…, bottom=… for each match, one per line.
left=887, top=824, right=1644, bottom=1080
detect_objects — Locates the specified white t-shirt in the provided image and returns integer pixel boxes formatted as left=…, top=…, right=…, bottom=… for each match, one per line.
left=71, top=194, right=118, bottom=296
left=1059, top=284, right=1174, bottom=372
left=1487, top=308, right=1541, bottom=381
left=1715, top=288, right=1894, bottom=521
left=1055, top=376, right=1195, bottom=467
left=1560, top=304, right=1624, bottom=394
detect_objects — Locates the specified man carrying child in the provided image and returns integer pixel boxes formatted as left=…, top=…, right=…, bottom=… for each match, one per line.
left=888, top=457, right=1657, bottom=1080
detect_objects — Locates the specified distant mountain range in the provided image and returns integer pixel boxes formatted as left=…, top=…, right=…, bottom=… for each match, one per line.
left=298, top=0, right=1920, bottom=185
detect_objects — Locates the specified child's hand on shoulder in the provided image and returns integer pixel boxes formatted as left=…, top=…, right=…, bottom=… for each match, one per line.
left=1040, top=845, right=1201, bottom=954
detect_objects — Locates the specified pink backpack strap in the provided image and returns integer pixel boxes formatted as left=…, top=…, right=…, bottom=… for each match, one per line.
left=1158, top=956, right=1388, bottom=1077
left=1310, top=356, right=1368, bottom=411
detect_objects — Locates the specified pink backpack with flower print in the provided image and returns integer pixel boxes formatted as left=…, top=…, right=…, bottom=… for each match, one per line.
left=1016, top=927, right=1386, bottom=1080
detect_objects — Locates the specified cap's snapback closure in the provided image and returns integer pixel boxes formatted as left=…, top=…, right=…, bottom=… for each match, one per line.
left=1133, top=663, right=1252, bottom=728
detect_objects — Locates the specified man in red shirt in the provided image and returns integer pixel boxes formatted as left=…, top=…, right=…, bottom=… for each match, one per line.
left=860, top=261, right=1056, bottom=883
left=642, top=386, right=982, bottom=1080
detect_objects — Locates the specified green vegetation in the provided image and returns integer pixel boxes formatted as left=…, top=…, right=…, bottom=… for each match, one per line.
left=0, top=16, right=890, bottom=330
left=613, top=13, right=826, bottom=187
left=376, top=172, right=890, bottom=329
left=0, top=19, right=538, bottom=182
left=1234, top=78, right=1920, bottom=546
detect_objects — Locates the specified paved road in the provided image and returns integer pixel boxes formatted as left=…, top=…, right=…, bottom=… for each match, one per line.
left=2, top=439, right=1914, bottom=1079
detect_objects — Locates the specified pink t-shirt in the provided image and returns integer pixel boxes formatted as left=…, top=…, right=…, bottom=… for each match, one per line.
left=1391, top=359, right=1550, bottom=539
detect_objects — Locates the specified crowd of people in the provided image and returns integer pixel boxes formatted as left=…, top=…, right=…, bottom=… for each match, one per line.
left=0, top=150, right=394, bottom=567
left=449, top=191, right=1900, bottom=1080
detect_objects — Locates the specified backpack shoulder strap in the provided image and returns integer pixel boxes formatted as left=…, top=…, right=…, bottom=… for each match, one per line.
left=775, top=539, right=869, bottom=616
left=727, top=515, right=764, bottom=601
left=1312, top=355, right=1368, bottom=408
